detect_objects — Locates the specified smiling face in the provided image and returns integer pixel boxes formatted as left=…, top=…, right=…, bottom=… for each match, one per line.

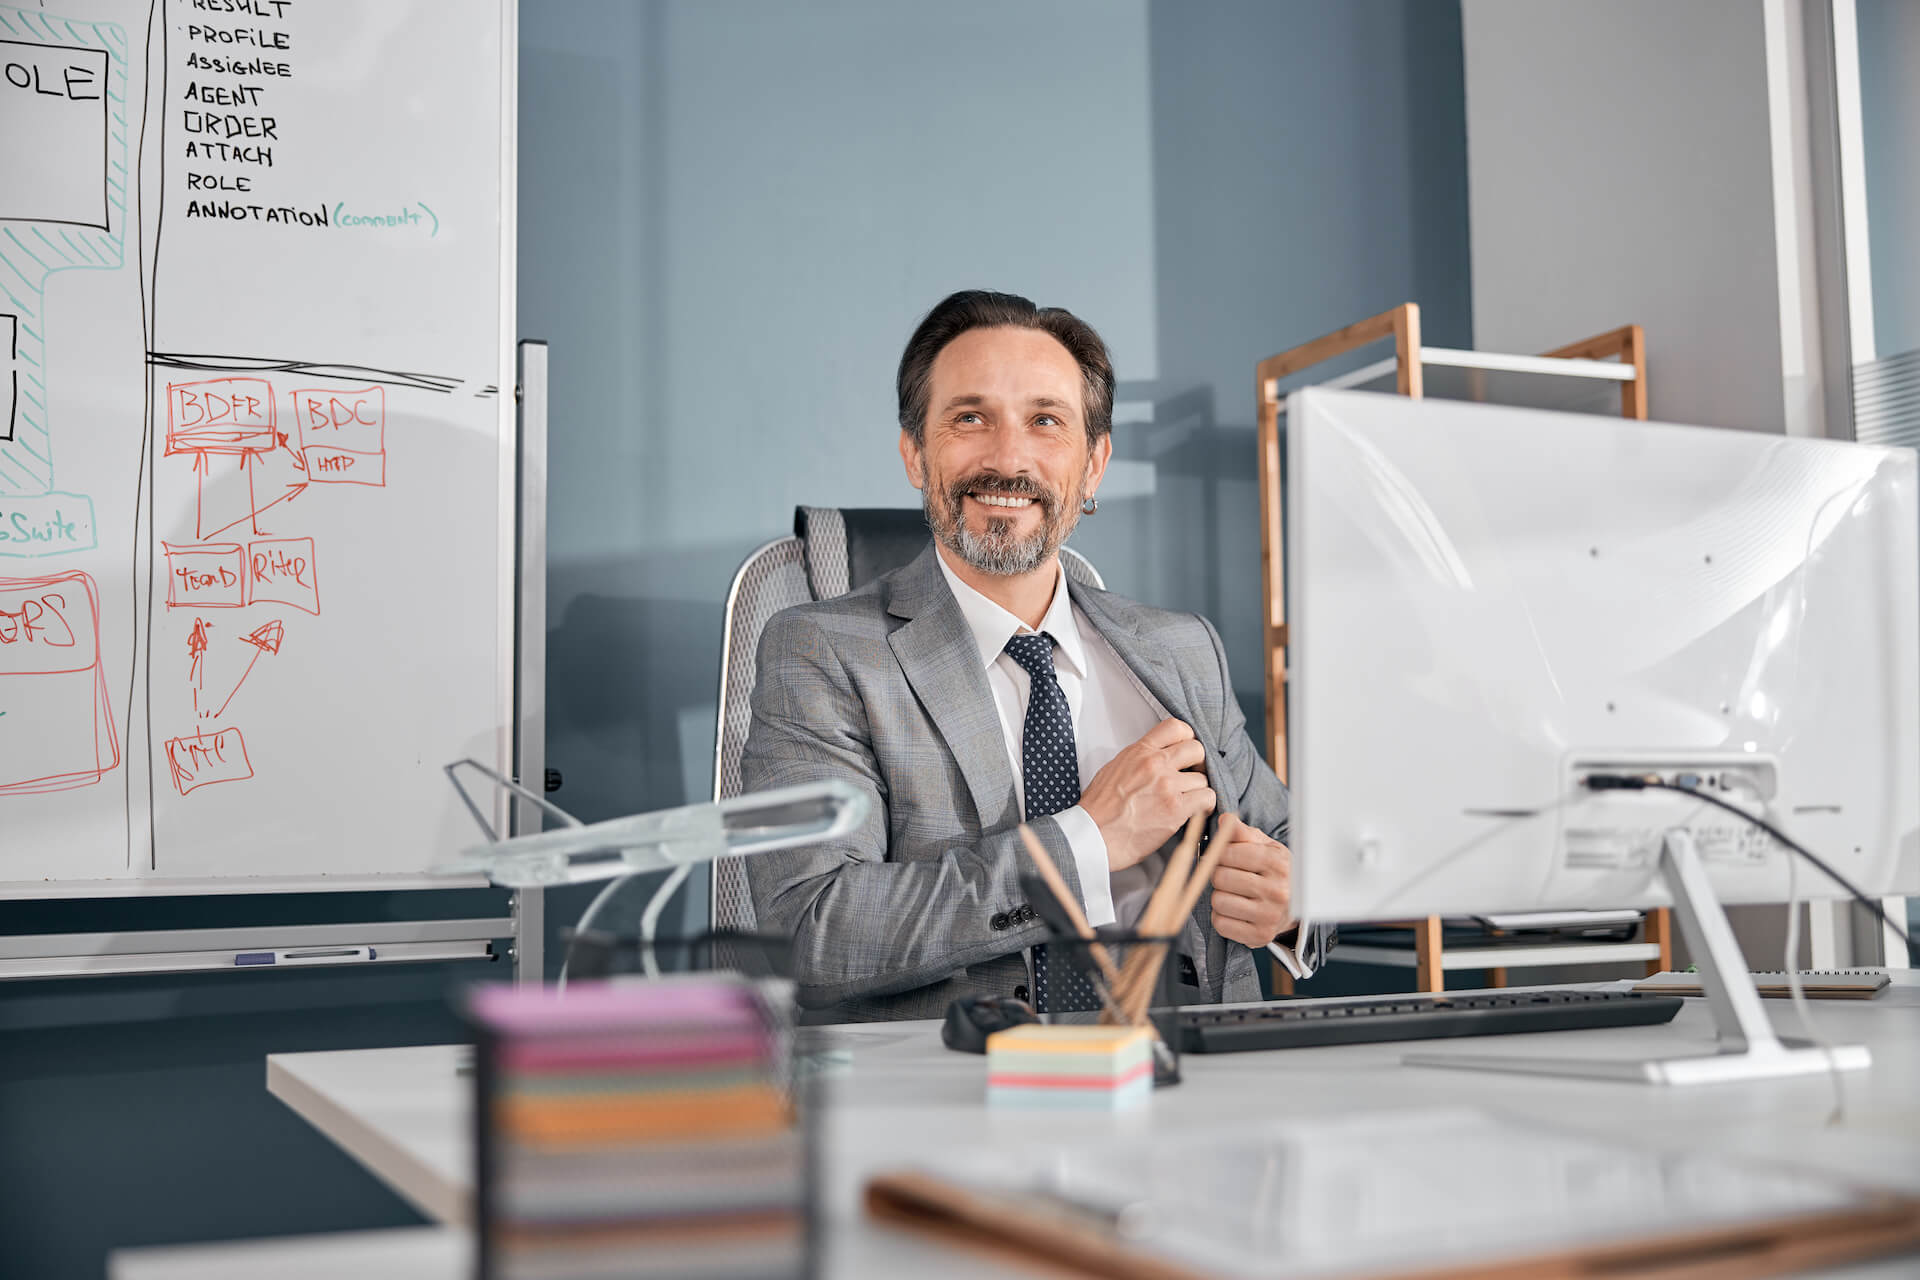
left=900, top=325, right=1111, bottom=578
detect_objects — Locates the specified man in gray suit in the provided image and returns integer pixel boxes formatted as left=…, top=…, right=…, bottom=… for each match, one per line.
left=742, top=290, right=1332, bottom=1021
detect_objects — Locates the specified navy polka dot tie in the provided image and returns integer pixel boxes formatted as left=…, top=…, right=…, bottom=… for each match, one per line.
left=1004, top=632, right=1101, bottom=1014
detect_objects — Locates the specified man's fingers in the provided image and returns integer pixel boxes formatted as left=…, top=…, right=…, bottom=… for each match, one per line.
left=1139, top=718, right=1197, bottom=749
left=1212, top=837, right=1291, bottom=876
left=1207, top=866, right=1275, bottom=902
left=1212, top=916, right=1261, bottom=947
left=1161, top=739, right=1207, bottom=771
left=1208, top=890, right=1265, bottom=921
left=1170, top=770, right=1213, bottom=794
left=1156, top=776, right=1214, bottom=825
left=1222, top=823, right=1284, bottom=848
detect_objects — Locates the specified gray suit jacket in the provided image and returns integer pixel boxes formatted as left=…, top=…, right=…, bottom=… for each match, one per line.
left=740, top=543, right=1333, bottom=1021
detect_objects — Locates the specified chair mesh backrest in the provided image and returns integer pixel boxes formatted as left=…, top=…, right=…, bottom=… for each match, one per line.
left=710, top=516, right=1104, bottom=932
left=1061, top=546, right=1104, bottom=592
left=712, top=537, right=811, bottom=932
left=795, top=507, right=850, bottom=599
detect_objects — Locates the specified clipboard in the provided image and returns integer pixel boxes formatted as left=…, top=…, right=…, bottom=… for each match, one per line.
left=864, top=1110, right=1920, bottom=1279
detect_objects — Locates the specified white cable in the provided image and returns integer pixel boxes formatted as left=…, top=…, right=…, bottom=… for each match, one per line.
left=1775, top=478, right=1854, bottom=1122
left=1780, top=803, right=1845, bottom=1126
left=554, top=863, right=697, bottom=991
left=556, top=870, right=637, bottom=992
left=637, top=862, right=696, bottom=980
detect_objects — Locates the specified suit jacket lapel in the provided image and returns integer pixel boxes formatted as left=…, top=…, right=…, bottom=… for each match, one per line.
left=1069, top=575, right=1228, bottom=996
left=885, top=546, right=1021, bottom=831
left=1068, top=578, right=1224, bottom=764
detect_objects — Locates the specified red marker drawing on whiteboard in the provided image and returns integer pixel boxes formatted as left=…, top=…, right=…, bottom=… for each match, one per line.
left=188, top=616, right=212, bottom=714
left=212, top=619, right=285, bottom=719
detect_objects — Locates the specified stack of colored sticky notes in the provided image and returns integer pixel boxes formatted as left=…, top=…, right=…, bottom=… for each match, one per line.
left=468, top=976, right=807, bottom=1280
left=985, top=1024, right=1154, bottom=1110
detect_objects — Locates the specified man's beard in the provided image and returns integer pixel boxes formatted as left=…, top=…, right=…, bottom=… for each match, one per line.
left=923, top=468, right=1082, bottom=577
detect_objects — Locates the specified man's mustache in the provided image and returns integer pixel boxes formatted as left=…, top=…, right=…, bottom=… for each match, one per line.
left=942, top=471, right=1058, bottom=515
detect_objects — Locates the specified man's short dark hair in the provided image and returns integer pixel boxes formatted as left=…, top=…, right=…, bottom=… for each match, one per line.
left=896, top=290, right=1114, bottom=447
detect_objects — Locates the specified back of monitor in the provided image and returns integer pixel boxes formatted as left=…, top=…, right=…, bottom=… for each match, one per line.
left=1286, top=388, right=1920, bottom=923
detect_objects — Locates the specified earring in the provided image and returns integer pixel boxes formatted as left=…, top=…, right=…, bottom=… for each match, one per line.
left=1080, top=496, right=1099, bottom=515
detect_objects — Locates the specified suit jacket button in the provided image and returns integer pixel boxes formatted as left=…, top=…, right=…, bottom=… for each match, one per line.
left=1014, top=984, right=1029, bottom=1003
left=990, top=912, right=1009, bottom=931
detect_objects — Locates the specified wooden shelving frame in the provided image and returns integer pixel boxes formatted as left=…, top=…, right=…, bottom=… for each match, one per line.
left=1254, top=303, right=1664, bottom=992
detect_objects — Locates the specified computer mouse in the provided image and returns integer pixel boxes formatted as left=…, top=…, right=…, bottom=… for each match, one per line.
left=941, top=994, right=1037, bottom=1054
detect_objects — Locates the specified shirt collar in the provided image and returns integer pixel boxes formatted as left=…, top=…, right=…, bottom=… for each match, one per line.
left=934, top=549, right=1087, bottom=679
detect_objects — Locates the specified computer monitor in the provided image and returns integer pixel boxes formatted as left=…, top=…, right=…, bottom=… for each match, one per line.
left=1284, top=387, right=1919, bottom=1083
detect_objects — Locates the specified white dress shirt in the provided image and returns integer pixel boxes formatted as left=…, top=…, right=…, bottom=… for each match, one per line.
left=934, top=551, right=1309, bottom=976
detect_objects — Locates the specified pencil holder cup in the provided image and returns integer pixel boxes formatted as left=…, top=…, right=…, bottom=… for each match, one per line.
left=1040, top=929, right=1183, bottom=1086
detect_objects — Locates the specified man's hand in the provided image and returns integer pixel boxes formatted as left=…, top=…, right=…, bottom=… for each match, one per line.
left=1207, top=814, right=1296, bottom=948
left=1079, top=718, right=1216, bottom=872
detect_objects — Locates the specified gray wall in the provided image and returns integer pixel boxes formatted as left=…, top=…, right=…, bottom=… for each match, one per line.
left=521, top=0, right=1472, bottom=935
left=1462, top=0, right=1790, bottom=433
left=521, top=0, right=1160, bottom=840
left=1143, top=0, right=1471, bottom=687
left=1858, top=0, right=1920, bottom=360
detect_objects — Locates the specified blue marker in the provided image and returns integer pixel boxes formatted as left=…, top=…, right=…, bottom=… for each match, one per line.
left=234, top=947, right=378, bottom=967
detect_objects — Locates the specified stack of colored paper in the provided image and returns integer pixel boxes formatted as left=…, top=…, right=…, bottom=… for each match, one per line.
left=468, top=977, right=807, bottom=1280
left=985, top=1024, right=1154, bottom=1110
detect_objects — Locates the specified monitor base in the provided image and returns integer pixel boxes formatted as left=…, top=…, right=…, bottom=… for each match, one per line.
left=1405, top=827, right=1872, bottom=1086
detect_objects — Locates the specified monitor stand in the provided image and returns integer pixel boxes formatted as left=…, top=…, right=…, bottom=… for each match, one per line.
left=1403, top=829, right=1872, bottom=1085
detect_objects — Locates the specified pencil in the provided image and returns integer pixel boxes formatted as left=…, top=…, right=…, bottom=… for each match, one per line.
left=1016, top=824, right=1125, bottom=994
left=1111, top=813, right=1210, bottom=1020
left=1139, top=811, right=1205, bottom=936
left=1117, top=814, right=1240, bottom=1023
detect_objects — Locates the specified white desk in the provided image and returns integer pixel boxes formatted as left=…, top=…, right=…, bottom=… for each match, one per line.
left=116, top=978, right=1920, bottom=1278
left=111, top=1226, right=464, bottom=1280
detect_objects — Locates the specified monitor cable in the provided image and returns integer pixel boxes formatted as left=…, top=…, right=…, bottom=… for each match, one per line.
left=1582, top=774, right=1913, bottom=954
left=1586, top=773, right=1913, bottom=1125
left=1780, top=817, right=1845, bottom=1124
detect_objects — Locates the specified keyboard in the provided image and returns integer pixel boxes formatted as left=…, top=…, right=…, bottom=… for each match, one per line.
left=1178, top=989, right=1683, bottom=1053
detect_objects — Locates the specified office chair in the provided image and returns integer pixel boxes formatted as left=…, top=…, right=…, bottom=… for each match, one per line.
left=711, top=506, right=1104, bottom=932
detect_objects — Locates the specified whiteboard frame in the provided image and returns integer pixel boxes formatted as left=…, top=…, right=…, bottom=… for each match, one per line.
left=493, top=0, right=522, bottom=869
left=0, top=917, right=510, bottom=979
left=511, top=338, right=546, bottom=981
left=0, top=874, right=486, bottom=900
left=0, top=0, right=520, bottom=911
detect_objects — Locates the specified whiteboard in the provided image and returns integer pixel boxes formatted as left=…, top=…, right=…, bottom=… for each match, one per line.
left=0, top=0, right=515, bottom=893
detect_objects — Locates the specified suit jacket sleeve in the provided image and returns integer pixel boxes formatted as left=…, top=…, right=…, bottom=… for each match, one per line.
left=1197, top=615, right=1337, bottom=976
left=739, top=609, right=1084, bottom=1009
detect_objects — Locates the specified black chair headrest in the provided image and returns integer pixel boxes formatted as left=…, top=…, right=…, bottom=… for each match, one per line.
left=793, top=506, right=932, bottom=598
